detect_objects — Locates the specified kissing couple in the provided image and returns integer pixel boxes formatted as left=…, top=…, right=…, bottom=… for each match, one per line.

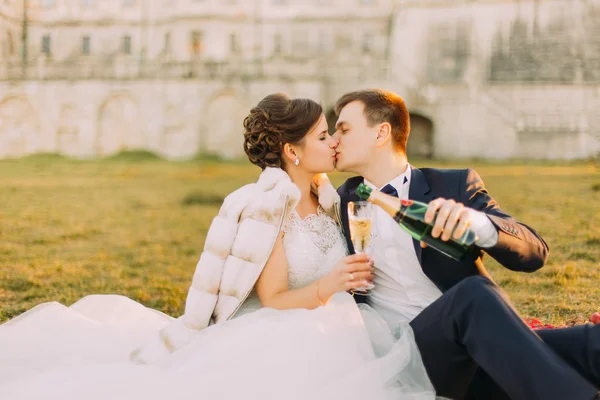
left=0, top=89, right=598, bottom=400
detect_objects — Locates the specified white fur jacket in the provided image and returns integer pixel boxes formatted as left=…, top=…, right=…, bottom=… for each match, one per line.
left=130, top=167, right=340, bottom=364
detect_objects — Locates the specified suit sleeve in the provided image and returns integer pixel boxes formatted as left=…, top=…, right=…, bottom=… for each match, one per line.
left=459, top=168, right=549, bottom=272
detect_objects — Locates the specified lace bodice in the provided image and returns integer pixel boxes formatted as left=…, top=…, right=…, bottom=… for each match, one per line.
left=233, top=206, right=349, bottom=318
left=282, top=206, right=349, bottom=289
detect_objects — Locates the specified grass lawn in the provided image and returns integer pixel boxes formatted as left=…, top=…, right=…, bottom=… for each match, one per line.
left=0, top=153, right=598, bottom=325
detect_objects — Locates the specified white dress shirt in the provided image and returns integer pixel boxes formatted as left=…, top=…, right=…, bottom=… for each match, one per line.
left=364, top=166, right=498, bottom=333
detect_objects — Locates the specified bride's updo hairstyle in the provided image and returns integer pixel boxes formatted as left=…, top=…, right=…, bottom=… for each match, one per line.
left=243, top=93, right=323, bottom=170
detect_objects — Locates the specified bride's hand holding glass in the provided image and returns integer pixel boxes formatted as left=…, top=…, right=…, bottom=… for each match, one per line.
left=316, top=254, right=374, bottom=304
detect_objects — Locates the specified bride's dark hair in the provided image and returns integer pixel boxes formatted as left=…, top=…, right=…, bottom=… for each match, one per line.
left=243, top=93, right=322, bottom=170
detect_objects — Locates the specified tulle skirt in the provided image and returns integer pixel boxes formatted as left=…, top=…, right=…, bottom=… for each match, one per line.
left=0, top=292, right=436, bottom=400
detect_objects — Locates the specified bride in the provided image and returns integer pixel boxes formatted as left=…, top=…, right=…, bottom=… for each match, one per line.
left=0, top=94, right=436, bottom=399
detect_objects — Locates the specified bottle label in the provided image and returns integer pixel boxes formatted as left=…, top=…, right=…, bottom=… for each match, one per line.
left=400, top=200, right=413, bottom=206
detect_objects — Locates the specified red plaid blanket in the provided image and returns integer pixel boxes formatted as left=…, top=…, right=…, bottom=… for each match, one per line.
left=525, top=312, right=600, bottom=330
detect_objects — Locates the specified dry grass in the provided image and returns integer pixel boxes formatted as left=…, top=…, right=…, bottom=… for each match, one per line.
left=1, top=154, right=598, bottom=325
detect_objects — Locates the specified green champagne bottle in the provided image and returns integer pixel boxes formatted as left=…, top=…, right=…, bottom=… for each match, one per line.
left=356, top=183, right=477, bottom=261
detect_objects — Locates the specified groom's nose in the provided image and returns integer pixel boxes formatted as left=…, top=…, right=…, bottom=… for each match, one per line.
left=330, top=131, right=341, bottom=145
left=328, top=137, right=338, bottom=149
left=329, top=134, right=340, bottom=148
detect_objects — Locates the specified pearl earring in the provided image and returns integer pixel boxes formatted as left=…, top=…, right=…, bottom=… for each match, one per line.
left=294, top=158, right=300, bottom=166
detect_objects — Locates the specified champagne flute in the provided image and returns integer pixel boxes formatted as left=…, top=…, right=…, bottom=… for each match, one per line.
left=347, top=201, right=375, bottom=295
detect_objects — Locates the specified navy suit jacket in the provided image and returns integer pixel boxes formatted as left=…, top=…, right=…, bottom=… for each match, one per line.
left=337, top=167, right=549, bottom=293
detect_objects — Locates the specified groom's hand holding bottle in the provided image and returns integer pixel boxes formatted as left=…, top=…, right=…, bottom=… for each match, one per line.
left=422, top=198, right=498, bottom=250
left=316, top=254, right=374, bottom=304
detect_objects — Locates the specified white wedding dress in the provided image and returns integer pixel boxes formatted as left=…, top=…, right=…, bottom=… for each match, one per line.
left=0, top=207, right=436, bottom=400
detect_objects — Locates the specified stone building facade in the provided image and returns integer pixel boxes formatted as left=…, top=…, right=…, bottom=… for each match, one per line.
left=0, top=0, right=599, bottom=160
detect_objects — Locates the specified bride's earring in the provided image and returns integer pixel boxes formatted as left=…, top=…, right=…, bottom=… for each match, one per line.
left=294, top=158, right=300, bottom=166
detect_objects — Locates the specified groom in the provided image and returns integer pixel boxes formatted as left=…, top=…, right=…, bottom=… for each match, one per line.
left=331, top=89, right=600, bottom=400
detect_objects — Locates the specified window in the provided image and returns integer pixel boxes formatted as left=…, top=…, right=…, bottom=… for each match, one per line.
left=123, top=35, right=132, bottom=54
left=41, top=35, right=51, bottom=56
left=272, top=0, right=286, bottom=4
left=81, top=0, right=97, bottom=9
left=7, top=31, right=15, bottom=55
left=360, top=0, right=375, bottom=4
left=164, top=32, right=171, bottom=52
left=41, top=0, right=56, bottom=9
left=273, top=33, right=282, bottom=54
left=122, top=0, right=136, bottom=7
left=316, top=29, right=327, bottom=53
left=230, top=33, right=238, bottom=53
left=190, top=31, right=202, bottom=56
left=362, top=33, right=373, bottom=54
left=81, top=36, right=91, bottom=55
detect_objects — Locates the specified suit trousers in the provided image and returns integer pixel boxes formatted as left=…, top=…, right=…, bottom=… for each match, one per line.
left=465, top=323, right=600, bottom=399
left=408, top=276, right=599, bottom=400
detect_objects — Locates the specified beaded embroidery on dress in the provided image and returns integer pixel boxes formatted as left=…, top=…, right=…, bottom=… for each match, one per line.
left=283, top=206, right=349, bottom=289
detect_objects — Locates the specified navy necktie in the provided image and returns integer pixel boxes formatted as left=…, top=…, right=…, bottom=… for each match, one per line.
left=381, top=184, right=398, bottom=198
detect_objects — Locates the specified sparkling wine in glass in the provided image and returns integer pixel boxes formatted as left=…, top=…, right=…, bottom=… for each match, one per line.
left=349, top=218, right=372, bottom=254
left=347, top=201, right=375, bottom=295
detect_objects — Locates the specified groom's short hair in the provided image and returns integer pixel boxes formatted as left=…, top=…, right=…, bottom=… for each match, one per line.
left=334, top=89, right=410, bottom=154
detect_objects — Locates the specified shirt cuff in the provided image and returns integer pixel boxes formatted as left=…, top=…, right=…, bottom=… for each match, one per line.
left=467, top=209, right=499, bottom=248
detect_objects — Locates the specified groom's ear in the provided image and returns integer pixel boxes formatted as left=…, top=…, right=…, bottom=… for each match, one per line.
left=375, top=122, right=393, bottom=148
